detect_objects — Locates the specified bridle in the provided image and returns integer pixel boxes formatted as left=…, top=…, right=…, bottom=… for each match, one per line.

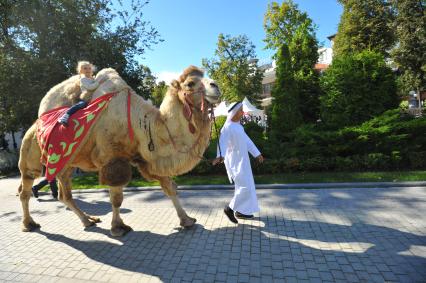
left=182, top=84, right=207, bottom=134
left=161, top=84, right=221, bottom=161
left=142, top=82, right=220, bottom=163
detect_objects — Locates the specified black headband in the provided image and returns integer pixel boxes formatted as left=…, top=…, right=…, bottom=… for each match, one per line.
left=228, top=102, right=242, bottom=113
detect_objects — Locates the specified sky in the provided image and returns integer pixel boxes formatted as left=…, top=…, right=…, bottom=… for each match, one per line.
left=137, top=0, right=343, bottom=83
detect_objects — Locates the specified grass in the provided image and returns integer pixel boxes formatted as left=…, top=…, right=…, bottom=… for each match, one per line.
left=69, top=170, right=426, bottom=190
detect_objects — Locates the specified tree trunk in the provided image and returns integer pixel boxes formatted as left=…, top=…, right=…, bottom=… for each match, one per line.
left=11, top=130, right=17, bottom=149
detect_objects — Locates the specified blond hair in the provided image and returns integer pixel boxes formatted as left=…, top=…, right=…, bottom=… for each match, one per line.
left=76, top=61, right=96, bottom=74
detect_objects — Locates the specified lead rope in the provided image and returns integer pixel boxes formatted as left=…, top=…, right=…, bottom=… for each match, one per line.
left=210, top=107, right=222, bottom=159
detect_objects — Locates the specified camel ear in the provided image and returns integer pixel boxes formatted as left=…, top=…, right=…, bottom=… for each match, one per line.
left=170, top=79, right=180, bottom=90
left=179, top=66, right=204, bottom=82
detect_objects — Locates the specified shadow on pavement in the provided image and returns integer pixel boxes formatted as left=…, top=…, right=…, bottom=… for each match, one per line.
left=72, top=198, right=132, bottom=215
left=36, top=216, right=426, bottom=282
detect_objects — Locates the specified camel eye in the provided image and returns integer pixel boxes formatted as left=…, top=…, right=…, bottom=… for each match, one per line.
left=210, top=82, right=218, bottom=88
left=187, top=81, right=195, bottom=88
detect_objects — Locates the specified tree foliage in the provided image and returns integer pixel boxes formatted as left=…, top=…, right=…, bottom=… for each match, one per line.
left=0, top=0, right=161, bottom=145
left=391, top=0, right=426, bottom=94
left=151, top=81, right=168, bottom=107
left=333, top=0, right=395, bottom=57
left=202, top=34, right=264, bottom=104
left=320, top=50, right=399, bottom=129
left=270, top=45, right=303, bottom=139
left=263, top=1, right=315, bottom=52
left=125, top=64, right=157, bottom=100
left=264, top=0, right=320, bottom=138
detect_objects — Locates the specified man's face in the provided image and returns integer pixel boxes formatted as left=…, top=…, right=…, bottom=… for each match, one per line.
left=231, top=107, right=244, bottom=122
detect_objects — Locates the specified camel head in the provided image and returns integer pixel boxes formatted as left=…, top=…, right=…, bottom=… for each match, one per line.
left=202, top=77, right=221, bottom=104
left=171, top=66, right=221, bottom=111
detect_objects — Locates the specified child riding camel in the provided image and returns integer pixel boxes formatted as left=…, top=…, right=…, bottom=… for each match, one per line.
left=58, top=61, right=106, bottom=126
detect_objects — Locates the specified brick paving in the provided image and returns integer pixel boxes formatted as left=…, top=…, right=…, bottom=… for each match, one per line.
left=0, top=176, right=425, bottom=282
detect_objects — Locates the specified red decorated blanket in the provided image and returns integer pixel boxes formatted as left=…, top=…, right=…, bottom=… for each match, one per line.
left=36, top=93, right=116, bottom=181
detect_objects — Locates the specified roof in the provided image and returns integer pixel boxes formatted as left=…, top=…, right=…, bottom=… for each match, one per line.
left=314, top=63, right=329, bottom=71
left=327, top=34, right=337, bottom=40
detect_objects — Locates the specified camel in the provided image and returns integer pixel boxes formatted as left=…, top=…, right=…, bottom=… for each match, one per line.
left=18, top=66, right=221, bottom=236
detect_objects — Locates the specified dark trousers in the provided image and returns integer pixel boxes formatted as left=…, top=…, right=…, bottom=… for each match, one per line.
left=66, top=100, right=88, bottom=116
left=33, top=178, right=58, bottom=196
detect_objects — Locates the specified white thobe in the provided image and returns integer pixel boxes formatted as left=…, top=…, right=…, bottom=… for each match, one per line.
left=217, top=121, right=261, bottom=215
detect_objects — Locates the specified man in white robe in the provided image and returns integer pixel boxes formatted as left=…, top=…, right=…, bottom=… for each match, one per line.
left=213, top=102, right=264, bottom=223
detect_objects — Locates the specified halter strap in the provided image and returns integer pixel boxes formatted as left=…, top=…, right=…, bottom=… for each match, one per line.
left=182, top=85, right=206, bottom=134
left=127, top=89, right=134, bottom=142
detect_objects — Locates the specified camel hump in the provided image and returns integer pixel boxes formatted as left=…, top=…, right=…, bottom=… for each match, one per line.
left=38, top=75, right=82, bottom=117
left=92, top=68, right=130, bottom=96
left=48, top=74, right=81, bottom=99
left=96, top=67, right=120, bottom=79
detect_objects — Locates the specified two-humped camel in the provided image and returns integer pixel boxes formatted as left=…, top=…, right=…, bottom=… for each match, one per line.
left=18, top=66, right=221, bottom=236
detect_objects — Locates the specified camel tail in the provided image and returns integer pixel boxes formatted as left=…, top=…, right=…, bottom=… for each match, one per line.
left=18, top=123, right=43, bottom=181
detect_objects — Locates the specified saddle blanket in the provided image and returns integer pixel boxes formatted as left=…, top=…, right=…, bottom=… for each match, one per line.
left=36, top=93, right=116, bottom=181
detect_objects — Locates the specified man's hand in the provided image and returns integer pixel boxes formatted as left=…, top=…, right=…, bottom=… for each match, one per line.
left=212, top=157, right=224, bottom=166
left=256, top=154, right=264, bottom=164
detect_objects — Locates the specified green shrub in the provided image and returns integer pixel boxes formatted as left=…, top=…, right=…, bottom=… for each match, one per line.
left=211, top=116, right=226, bottom=141
left=300, top=156, right=335, bottom=171
left=335, top=156, right=354, bottom=171
left=191, top=159, right=225, bottom=175
left=244, top=121, right=267, bottom=153
left=320, top=50, right=399, bottom=129
left=408, top=151, right=426, bottom=169
left=193, top=108, right=426, bottom=174
left=363, top=153, right=391, bottom=170
left=204, top=116, right=227, bottom=159
left=253, top=159, right=281, bottom=174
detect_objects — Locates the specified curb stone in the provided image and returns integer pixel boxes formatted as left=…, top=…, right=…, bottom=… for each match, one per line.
left=31, top=180, right=426, bottom=196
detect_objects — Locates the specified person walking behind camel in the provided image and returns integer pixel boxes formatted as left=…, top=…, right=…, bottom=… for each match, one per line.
left=212, top=102, right=264, bottom=224
left=32, top=178, right=58, bottom=199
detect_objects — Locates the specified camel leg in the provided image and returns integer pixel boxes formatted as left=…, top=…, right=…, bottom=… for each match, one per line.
left=20, top=176, right=40, bottom=231
left=109, top=186, right=132, bottom=237
left=159, top=177, right=196, bottom=228
left=18, top=124, right=43, bottom=232
left=57, top=168, right=101, bottom=227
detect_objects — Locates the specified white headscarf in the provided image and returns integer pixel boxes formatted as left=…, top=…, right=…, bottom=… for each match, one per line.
left=225, top=102, right=243, bottom=125
left=217, top=101, right=242, bottom=158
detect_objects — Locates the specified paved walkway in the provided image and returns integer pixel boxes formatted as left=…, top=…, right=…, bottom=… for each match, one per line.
left=0, top=176, right=425, bottom=282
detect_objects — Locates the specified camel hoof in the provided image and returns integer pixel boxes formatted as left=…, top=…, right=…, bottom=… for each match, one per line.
left=110, top=224, right=133, bottom=237
left=180, top=217, right=196, bottom=228
left=22, top=221, right=41, bottom=232
left=88, top=216, right=101, bottom=223
left=82, top=219, right=96, bottom=228
left=82, top=215, right=101, bottom=227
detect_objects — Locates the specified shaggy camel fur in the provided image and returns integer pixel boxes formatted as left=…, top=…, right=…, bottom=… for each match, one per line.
left=18, top=66, right=221, bottom=236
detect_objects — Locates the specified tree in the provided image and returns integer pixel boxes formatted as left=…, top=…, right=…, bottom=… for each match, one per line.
left=125, top=64, right=157, bottom=100
left=0, top=0, right=162, bottom=141
left=202, top=34, right=264, bottom=103
left=264, top=1, right=314, bottom=52
left=289, top=22, right=322, bottom=124
left=151, top=81, right=168, bottom=107
left=391, top=0, right=426, bottom=95
left=333, top=0, right=395, bottom=57
left=320, top=50, right=399, bottom=128
left=264, top=0, right=321, bottom=135
left=270, top=45, right=302, bottom=139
